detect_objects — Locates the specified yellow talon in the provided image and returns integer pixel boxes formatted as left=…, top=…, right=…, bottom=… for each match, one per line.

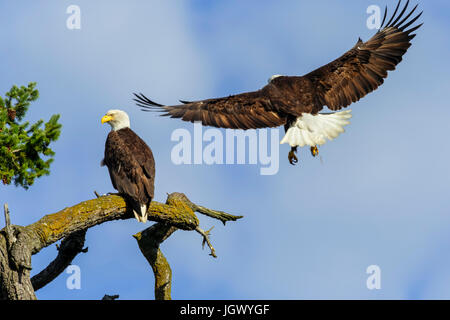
left=310, top=146, right=319, bottom=157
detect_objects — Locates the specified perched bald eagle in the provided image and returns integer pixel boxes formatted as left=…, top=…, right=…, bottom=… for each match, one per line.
left=134, top=0, right=422, bottom=165
left=101, top=110, right=155, bottom=223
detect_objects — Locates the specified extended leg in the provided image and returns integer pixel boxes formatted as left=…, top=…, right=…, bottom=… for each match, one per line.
left=288, top=146, right=298, bottom=165
left=310, top=146, right=319, bottom=157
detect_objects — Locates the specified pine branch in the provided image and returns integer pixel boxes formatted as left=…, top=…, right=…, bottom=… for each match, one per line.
left=0, top=83, right=61, bottom=189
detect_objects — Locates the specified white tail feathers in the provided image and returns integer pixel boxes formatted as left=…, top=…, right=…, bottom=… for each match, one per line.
left=133, top=204, right=148, bottom=223
left=280, top=110, right=352, bottom=147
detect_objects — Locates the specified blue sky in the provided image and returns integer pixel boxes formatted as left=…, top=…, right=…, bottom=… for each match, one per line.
left=1, top=0, right=449, bottom=299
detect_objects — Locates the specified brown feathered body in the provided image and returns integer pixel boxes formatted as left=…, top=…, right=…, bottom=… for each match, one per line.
left=103, top=127, right=155, bottom=222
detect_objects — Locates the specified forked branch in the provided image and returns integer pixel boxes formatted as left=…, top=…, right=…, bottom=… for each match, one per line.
left=133, top=192, right=242, bottom=300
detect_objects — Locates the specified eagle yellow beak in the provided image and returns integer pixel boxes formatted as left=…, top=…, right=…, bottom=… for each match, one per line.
left=101, top=115, right=113, bottom=124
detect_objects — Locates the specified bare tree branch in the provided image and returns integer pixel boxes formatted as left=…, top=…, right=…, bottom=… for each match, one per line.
left=193, top=205, right=243, bottom=225
left=31, top=230, right=87, bottom=291
left=134, top=223, right=177, bottom=300
left=196, top=226, right=217, bottom=258
left=132, top=192, right=243, bottom=300
left=0, top=192, right=242, bottom=300
left=3, top=204, right=15, bottom=248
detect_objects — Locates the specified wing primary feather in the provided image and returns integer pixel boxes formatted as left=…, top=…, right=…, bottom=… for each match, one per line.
left=379, top=6, right=388, bottom=30
left=390, top=0, right=410, bottom=28
left=395, top=4, right=418, bottom=28
left=133, top=92, right=165, bottom=108
left=179, top=99, right=192, bottom=104
left=399, top=11, right=423, bottom=32
left=135, top=102, right=165, bottom=110
left=139, top=108, right=166, bottom=113
left=385, top=0, right=402, bottom=28
left=404, top=22, right=423, bottom=35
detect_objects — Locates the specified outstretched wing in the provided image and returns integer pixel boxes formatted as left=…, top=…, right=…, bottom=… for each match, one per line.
left=304, top=0, right=422, bottom=112
left=133, top=89, right=287, bottom=130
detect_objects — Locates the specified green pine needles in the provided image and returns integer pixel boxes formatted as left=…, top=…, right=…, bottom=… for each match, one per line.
left=0, top=82, right=62, bottom=189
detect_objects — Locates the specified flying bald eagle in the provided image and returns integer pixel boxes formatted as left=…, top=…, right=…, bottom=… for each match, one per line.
left=134, top=0, right=422, bottom=165
left=101, top=110, right=155, bottom=223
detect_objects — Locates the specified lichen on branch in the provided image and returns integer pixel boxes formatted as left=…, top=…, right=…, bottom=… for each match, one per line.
left=0, top=192, right=242, bottom=300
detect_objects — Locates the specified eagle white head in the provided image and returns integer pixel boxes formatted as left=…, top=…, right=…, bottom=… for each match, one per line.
left=101, top=109, right=130, bottom=131
left=268, top=74, right=283, bottom=83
